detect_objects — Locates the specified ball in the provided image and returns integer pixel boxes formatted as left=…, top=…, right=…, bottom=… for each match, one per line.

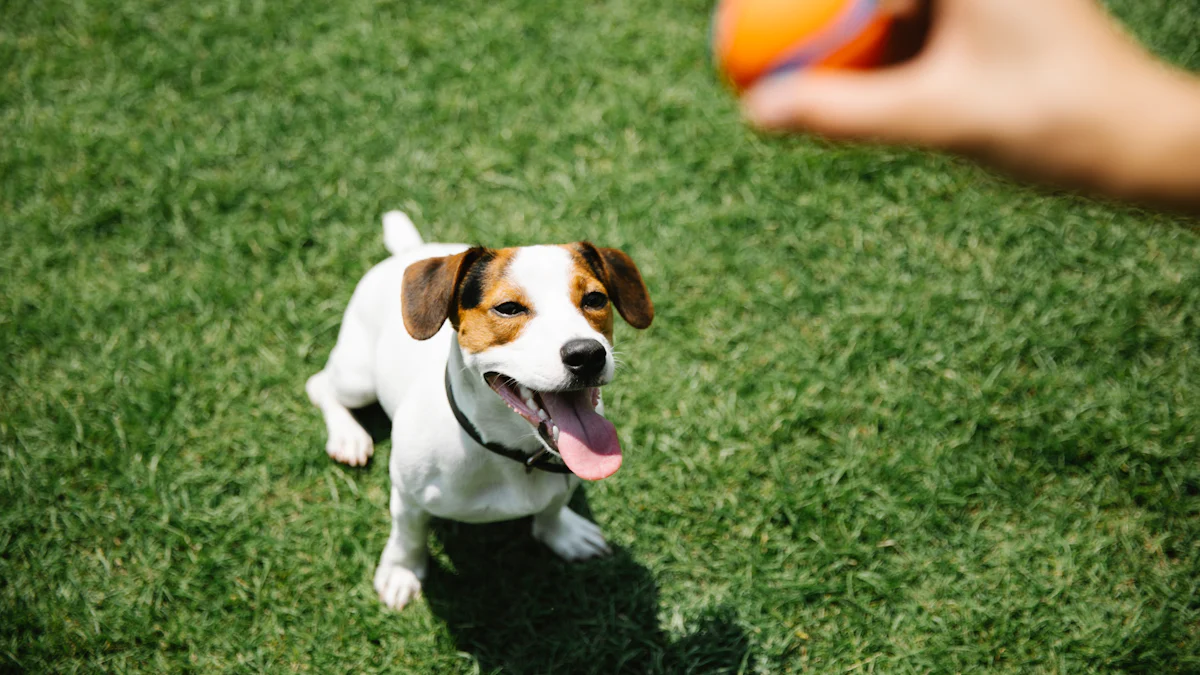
left=713, top=0, right=893, bottom=93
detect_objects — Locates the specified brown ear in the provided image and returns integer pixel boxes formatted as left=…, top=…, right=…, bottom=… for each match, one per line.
left=576, top=243, right=654, bottom=329
left=401, top=248, right=488, bottom=340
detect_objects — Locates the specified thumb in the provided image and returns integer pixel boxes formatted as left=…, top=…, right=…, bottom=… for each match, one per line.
left=742, top=67, right=952, bottom=146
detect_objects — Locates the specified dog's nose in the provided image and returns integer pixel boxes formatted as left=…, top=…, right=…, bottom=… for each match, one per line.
left=560, top=339, right=607, bottom=379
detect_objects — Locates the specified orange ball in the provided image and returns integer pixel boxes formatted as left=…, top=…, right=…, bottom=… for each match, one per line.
left=713, top=0, right=892, bottom=92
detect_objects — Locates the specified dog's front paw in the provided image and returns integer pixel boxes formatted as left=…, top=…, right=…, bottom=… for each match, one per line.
left=326, top=423, right=374, bottom=467
left=533, top=507, right=612, bottom=561
left=373, top=563, right=422, bottom=611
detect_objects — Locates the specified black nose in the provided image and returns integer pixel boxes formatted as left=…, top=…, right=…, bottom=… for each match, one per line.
left=560, top=339, right=607, bottom=379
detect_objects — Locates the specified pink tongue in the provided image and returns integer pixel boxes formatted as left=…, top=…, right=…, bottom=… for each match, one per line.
left=540, top=390, right=622, bottom=480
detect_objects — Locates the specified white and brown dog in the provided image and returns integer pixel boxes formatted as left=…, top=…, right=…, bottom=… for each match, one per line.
left=305, top=212, right=653, bottom=610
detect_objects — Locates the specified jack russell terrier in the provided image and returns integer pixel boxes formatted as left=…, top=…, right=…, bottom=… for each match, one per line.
left=305, top=212, right=654, bottom=610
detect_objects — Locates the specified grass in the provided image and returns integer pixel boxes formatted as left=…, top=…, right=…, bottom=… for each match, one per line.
left=2, top=0, right=1199, bottom=672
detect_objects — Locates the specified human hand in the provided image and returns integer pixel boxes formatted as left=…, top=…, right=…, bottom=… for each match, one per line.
left=742, top=0, right=1200, bottom=211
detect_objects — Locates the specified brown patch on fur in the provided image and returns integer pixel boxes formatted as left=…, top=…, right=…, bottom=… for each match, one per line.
left=456, top=248, right=535, bottom=354
left=564, top=246, right=616, bottom=341
left=570, top=243, right=654, bottom=330
left=404, top=243, right=650, bottom=352
left=402, top=247, right=489, bottom=340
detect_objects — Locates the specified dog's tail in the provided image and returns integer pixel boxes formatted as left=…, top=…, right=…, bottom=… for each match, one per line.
left=382, top=211, right=423, bottom=256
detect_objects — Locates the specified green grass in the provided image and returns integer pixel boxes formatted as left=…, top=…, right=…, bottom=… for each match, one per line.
left=3, top=0, right=1199, bottom=672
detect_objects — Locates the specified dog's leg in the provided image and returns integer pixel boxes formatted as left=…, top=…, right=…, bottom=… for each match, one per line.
left=532, top=484, right=612, bottom=561
left=305, top=369, right=375, bottom=466
left=306, top=312, right=378, bottom=465
left=373, top=487, right=430, bottom=610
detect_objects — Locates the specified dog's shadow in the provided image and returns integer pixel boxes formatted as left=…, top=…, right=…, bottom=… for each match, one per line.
left=352, top=402, right=394, bottom=446
left=353, top=405, right=752, bottom=674
left=424, top=504, right=753, bottom=675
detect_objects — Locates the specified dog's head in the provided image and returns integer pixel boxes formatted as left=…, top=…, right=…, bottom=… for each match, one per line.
left=401, top=243, right=653, bottom=480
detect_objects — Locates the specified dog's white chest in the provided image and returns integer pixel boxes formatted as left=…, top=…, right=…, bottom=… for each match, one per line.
left=416, top=468, right=574, bottom=524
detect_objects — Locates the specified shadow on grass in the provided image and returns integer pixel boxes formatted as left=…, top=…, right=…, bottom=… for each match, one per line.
left=351, top=403, right=752, bottom=673
left=351, top=402, right=393, bottom=445
left=424, top=501, right=753, bottom=675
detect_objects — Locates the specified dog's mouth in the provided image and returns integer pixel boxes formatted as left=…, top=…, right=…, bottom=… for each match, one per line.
left=484, top=372, right=622, bottom=481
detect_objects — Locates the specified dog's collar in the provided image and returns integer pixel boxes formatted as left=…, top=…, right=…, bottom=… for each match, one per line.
left=444, top=367, right=573, bottom=475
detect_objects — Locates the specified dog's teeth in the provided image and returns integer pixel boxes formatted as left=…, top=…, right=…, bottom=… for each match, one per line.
left=524, top=397, right=536, bottom=409
left=518, top=385, right=531, bottom=399
left=551, top=425, right=560, bottom=442
left=537, top=409, right=548, bottom=421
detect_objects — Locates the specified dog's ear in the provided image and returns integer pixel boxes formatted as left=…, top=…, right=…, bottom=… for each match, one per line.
left=402, top=247, right=489, bottom=340
left=575, top=243, right=654, bottom=329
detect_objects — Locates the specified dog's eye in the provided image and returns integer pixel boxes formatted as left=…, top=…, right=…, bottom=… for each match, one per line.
left=493, top=301, right=528, bottom=317
left=581, top=291, right=608, bottom=310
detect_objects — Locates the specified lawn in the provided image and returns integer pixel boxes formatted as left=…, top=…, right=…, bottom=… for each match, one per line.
left=2, top=0, right=1199, bottom=672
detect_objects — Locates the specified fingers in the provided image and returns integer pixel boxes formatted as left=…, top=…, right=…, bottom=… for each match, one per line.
left=741, top=67, right=959, bottom=147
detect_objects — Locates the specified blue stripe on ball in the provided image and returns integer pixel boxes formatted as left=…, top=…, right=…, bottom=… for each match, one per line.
left=765, top=0, right=879, bottom=76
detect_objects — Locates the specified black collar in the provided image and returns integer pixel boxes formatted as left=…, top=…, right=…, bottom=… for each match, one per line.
left=444, top=367, right=573, bottom=475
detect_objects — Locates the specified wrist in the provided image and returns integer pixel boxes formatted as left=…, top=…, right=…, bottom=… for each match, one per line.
left=1100, top=64, right=1200, bottom=210
left=993, top=51, right=1200, bottom=212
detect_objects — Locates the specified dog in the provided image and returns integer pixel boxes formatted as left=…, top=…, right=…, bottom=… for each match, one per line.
left=305, top=212, right=654, bottom=610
